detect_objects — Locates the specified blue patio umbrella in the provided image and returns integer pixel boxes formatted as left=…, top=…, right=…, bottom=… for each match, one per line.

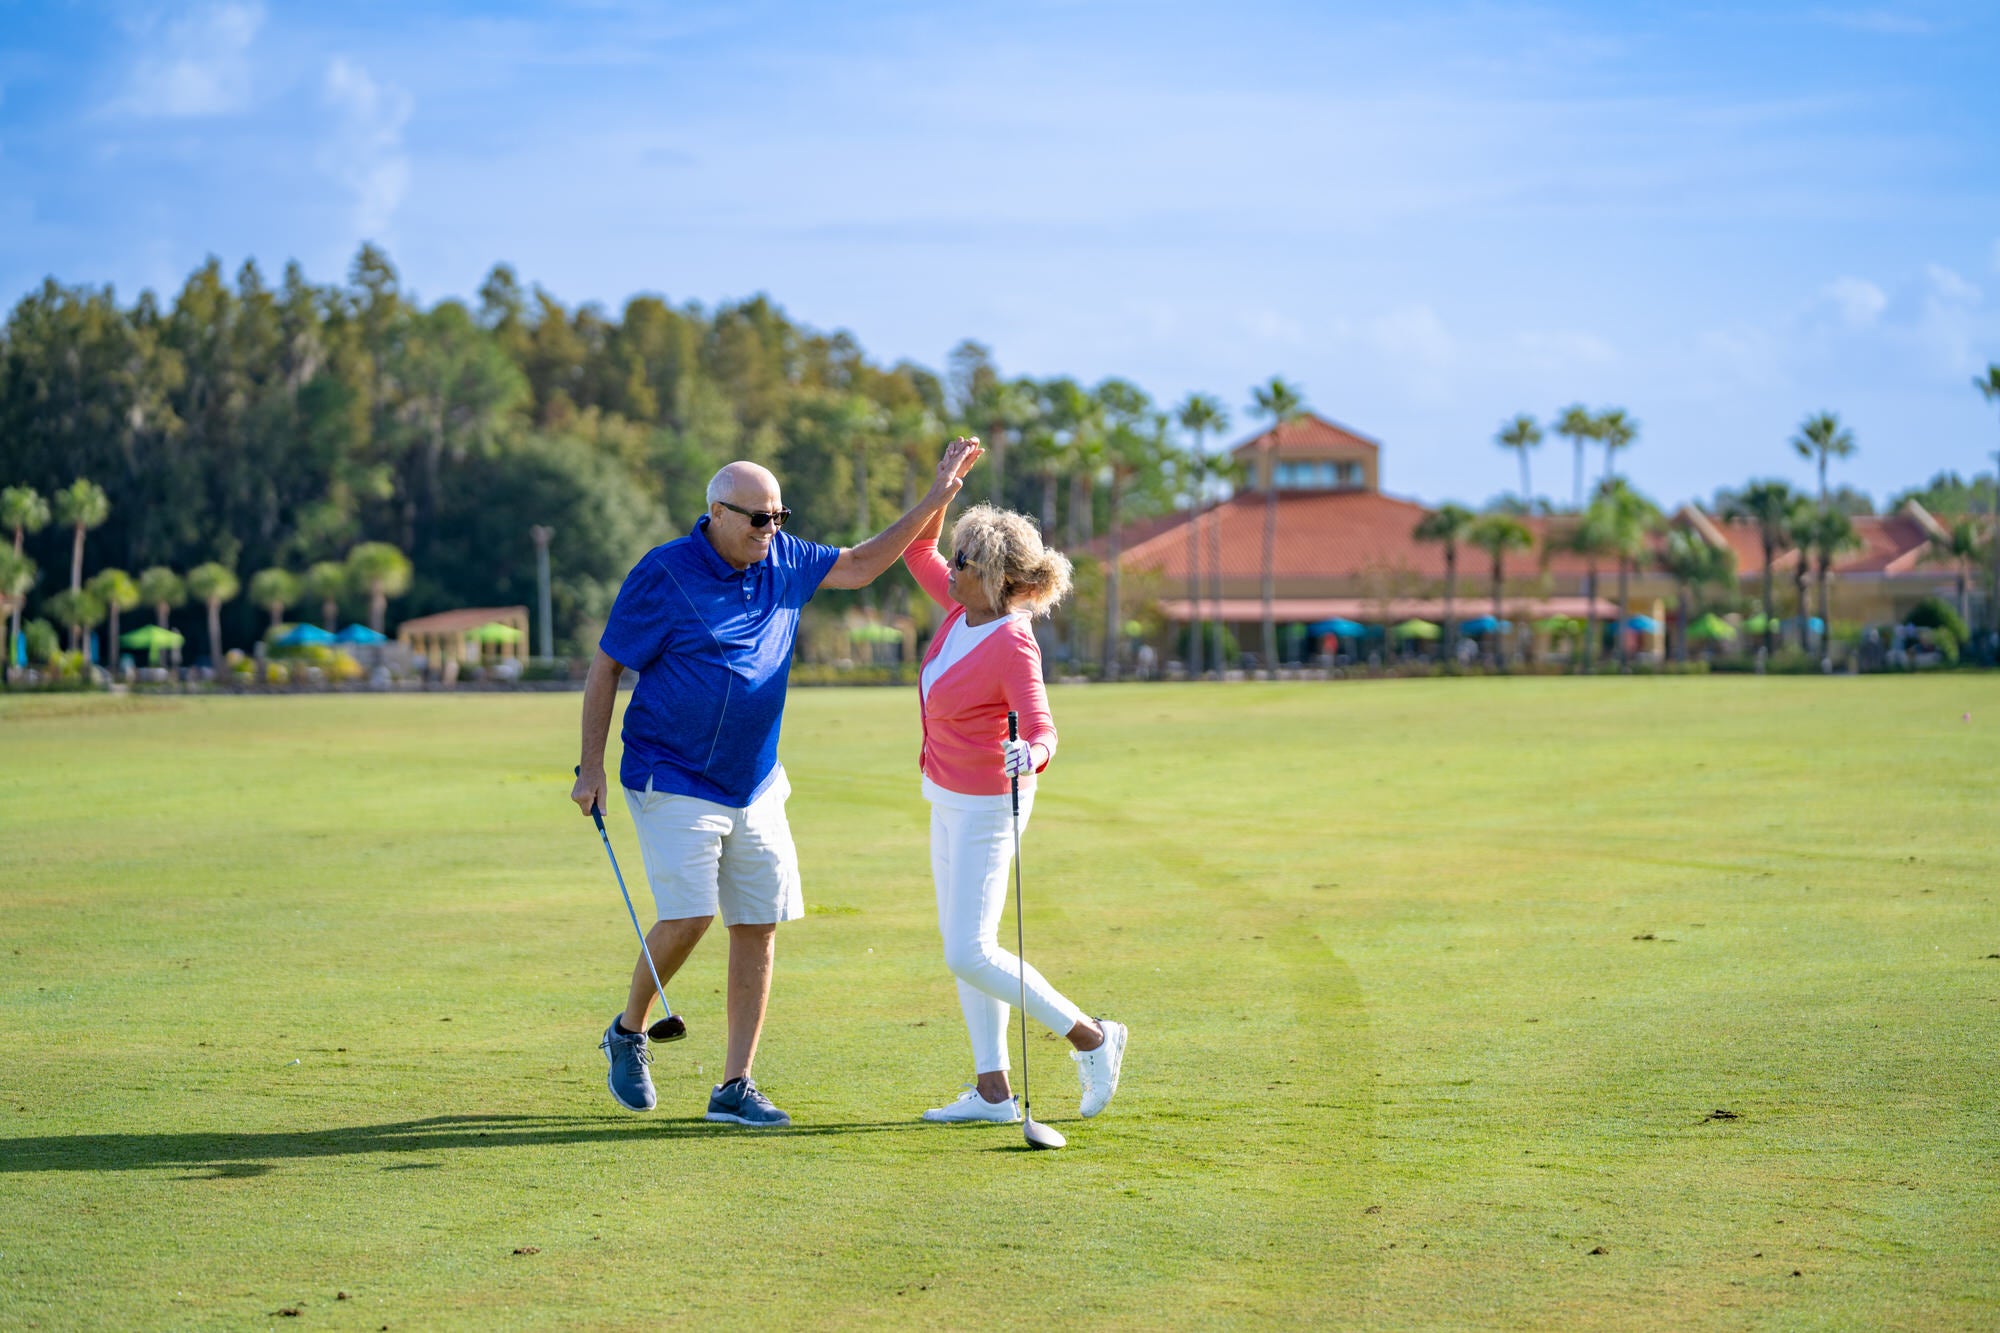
left=1308, top=617, right=1367, bottom=638
left=1460, top=615, right=1512, bottom=636
left=334, top=624, right=388, bottom=644
left=1780, top=616, right=1826, bottom=634
left=277, top=623, right=338, bottom=647
left=1621, top=614, right=1661, bottom=633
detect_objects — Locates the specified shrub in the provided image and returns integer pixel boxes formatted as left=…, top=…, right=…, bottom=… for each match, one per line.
left=1906, top=597, right=1969, bottom=643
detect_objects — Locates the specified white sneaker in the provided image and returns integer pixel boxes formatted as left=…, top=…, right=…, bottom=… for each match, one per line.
left=1072, top=1018, right=1127, bottom=1118
left=922, top=1086, right=1021, bottom=1124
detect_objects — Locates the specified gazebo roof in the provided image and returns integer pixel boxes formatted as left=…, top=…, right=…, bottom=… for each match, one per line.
left=396, top=606, right=528, bottom=636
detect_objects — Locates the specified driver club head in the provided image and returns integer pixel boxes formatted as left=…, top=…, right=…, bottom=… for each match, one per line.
left=1022, top=1114, right=1066, bottom=1150
left=647, top=1014, right=687, bottom=1043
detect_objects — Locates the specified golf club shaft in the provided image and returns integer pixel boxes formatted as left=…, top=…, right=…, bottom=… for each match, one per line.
left=1009, top=711, right=1030, bottom=1119
left=578, top=766, right=675, bottom=1022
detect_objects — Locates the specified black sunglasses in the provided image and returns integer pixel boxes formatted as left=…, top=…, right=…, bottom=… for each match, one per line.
left=953, top=550, right=973, bottom=570
left=717, top=500, right=791, bottom=529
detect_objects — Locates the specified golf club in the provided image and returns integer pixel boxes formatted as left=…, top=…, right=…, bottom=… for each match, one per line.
left=576, top=765, right=686, bottom=1044
left=1009, top=711, right=1066, bottom=1151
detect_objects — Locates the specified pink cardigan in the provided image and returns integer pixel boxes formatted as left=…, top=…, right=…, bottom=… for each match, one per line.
left=904, top=540, right=1057, bottom=796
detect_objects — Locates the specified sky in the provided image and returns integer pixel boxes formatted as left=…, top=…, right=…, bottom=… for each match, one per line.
left=3, top=0, right=1998, bottom=509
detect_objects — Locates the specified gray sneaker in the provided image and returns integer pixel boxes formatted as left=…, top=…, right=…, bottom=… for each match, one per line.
left=600, top=1019, right=656, bottom=1112
left=705, top=1076, right=791, bottom=1128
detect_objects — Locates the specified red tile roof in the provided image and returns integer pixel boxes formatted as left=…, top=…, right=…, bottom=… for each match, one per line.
left=1114, top=494, right=1944, bottom=586
left=1116, top=490, right=1600, bottom=581
left=1228, top=412, right=1381, bottom=458
left=1686, top=502, right=1942, bottom=576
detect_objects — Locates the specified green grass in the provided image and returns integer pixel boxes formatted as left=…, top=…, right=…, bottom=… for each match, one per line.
left=2, top=678, right=1996, bottom=1330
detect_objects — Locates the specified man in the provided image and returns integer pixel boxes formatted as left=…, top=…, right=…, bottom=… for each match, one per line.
left=571, top=437, right=983, bottom=1127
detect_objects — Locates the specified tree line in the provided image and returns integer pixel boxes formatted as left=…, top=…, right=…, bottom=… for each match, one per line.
left=3, top=245, right=1996, bottom=676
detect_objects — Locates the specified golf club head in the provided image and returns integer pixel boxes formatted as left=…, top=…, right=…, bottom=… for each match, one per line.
left=647, top=1014, right=687, bottom=1043
left=1023, top=1115, right=1066, bottom=1150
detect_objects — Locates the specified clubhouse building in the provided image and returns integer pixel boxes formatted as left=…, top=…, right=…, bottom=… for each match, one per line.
left=1112, top=413, right=1963, bottom=661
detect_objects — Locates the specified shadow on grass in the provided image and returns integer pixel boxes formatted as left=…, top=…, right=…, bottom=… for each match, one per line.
left=0, top=1113, right=923, bottom=1178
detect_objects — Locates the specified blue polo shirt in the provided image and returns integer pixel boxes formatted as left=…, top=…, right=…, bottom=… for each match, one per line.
left=599, top=516, right=842, bottom=807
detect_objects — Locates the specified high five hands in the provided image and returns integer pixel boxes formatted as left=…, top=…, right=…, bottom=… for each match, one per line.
left=930, top=436, right=985, bottom=505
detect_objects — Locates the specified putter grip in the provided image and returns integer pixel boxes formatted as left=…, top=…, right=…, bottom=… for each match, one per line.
left=574, top=764, right=605, bottom=823
left=1007, top=711, right=1019, bottom=815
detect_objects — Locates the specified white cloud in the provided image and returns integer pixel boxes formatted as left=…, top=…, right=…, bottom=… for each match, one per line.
left=1508, top=329, right=1617, bottom=374
left=319, top=58, right=412, bottom=239
left=1810, top=8, right=1938, bottom=36
left=119, top=2, right=264, bottom=118
left=1821, top=276, right=1888, bottom=329
left=1367, top=304, right=1454, bottom=369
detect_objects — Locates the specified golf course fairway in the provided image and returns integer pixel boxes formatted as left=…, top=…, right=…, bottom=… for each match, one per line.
left=2, top=677, right=1995, bottom=1329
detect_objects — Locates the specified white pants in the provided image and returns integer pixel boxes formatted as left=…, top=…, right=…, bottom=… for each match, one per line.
left=930, top=794, right=1084, bottom=1074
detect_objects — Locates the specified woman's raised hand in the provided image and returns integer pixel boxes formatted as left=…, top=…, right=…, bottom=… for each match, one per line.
left=932, top=436, right=984, bottom=501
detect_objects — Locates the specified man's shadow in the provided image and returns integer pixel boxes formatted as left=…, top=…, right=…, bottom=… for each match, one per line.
left=0, top=1114, right=922, bottom=1179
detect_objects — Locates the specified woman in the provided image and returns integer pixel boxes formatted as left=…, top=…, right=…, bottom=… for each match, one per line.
left=902, top=500, right=1128, bottom=1125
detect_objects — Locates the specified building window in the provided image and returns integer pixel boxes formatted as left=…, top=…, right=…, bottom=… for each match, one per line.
left=1274, top=460, right=1344, bottom=490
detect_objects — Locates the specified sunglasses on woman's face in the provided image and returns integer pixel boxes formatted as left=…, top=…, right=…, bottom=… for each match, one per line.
left=717, top=500, right=792, bottom=529
left=953, top=550, right=972, bottom=571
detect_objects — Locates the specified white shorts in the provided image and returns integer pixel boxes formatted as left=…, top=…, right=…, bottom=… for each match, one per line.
left=622, top=769, right=804, bottom=927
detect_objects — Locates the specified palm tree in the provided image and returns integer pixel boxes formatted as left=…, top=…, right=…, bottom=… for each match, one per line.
left=1467, top=513, right=1532, bottom=666
left=1413, top=504, right=1476, bottom=654
left=1791, top=411, right=1856, bottom=507
left=53, top=478, right=110, bottom=593
left=1558, top=506, right=1618, bottom=671
left=1096, top=380, right=1161, bottom=681
left=1975, top=365, right=2000, bottom=634
left=346, top=542, right=413, bottom=635
left=3, top=485, right=50, bottom=555
left=1496, top=414, right=1542, bottom=505
left=1596, top=409, right=1637, bottom=487
left=46, top=588, right=106, bottom=663
left=1, top=487, right=50, bottom=661
left=250, top=567, right=303, bottom=633
left=1657, top=528, right=1734, bottom=663
left=1922, top=519, right=1983, bottom=631
left=1249, top=376, right=1305, bottom=676
left=0, top=549, right=37, bottom=682
left=1597, top=479, right=1660, bottom=668
left=87, top=568, right=140, bottom=672
left=305, top=561, right=349, bottom=631
left=1806, top=508, right=1861, bottom=668
left=1176, top=392, right=1228, bottom=677
left=186, top=563, right=240, bottom=668
left=1554, top=404, right=1597, bottom=511
left=1722, top=481, right=1805, bottom=659
left=138, top=566, right=186, bottom=629
left=1784, top=505, right=1819, bottom=650
left=1208, top=452, right=1247, bottom=675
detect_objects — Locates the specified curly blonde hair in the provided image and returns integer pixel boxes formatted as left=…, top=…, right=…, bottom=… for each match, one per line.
left=948, top=504, right=1073, bottom=618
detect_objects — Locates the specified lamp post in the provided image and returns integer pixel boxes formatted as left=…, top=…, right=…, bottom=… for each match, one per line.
left=529, top=525, right=554, bottom=660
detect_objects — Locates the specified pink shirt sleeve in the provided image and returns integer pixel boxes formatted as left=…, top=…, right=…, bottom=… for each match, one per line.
left=999, top=622, right=1057, bottom=771
left=904, top=538, right=956, bottom=610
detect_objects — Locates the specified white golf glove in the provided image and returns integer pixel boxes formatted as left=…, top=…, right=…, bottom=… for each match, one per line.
left=1001, top=738, right=1038, bottom=777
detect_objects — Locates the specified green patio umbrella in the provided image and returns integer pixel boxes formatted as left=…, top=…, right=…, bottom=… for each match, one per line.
left=467, top=622, right=525, bottom=644
left=1687, top=612, right=1737, bottom=641
left=848, top=623, right=902, bottom=644
left=1743, top=612, right=1776, bottom=634
left=120, top=624, right=185, bottom=665
left=1535, top=615, right=1578, bottom=634
left=1393, top=618, right=1441, bottom=640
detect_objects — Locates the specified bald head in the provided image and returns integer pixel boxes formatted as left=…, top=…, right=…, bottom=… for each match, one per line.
left=702, top=461, right=785, bottom=570
left=706, top=462, right=779, bottom=508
